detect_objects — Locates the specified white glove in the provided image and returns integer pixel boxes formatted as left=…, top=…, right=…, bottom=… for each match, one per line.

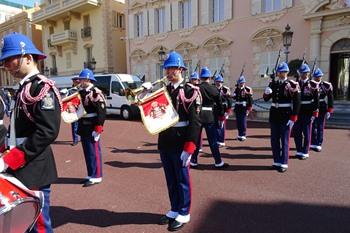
left=286, top=120, right=295, bottom=129
left=224, top=112, right=229, bottom=120
left=92, top=131, right=100, bottom=142
left=326, top=112, right=331, bottom=119
left=311, top=116, right=315, bottom=123
left=0, top=158, right=8, bottom=173
left=246, top=111, right=250, bottom=116
left=141, top=82, right=153, bottom=91
left=60, top=88, right=68, bottom=95
left=180, top=151, right=192, bottom=167
left=264, top=87, right=273, bottom=95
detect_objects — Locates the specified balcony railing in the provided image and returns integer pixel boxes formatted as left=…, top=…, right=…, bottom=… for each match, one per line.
left=32, top=0, right=100, bottom=22
left=50, top=67, right=58, bottom=76
left=50, top=30, right=77, bottom=45
left=47, top=39, right=54, bottom=48
left=81, top=26, right=92, bottom=38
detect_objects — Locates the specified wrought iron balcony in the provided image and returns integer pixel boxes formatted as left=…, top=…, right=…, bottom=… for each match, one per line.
left=50, top=67, right=58, bottom=76
left=81, top=26, right=92, bottom=39
left=47, top=39, right=54, bottom=48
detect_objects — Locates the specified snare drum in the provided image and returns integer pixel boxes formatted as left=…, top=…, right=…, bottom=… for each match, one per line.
left=0, top=175, right=42, bottom=233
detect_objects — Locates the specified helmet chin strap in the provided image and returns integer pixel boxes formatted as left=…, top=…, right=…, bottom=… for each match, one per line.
left=12, top=55, right=25, bottom=78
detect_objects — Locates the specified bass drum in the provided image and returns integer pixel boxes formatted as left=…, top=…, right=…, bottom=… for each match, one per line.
left=0, top=174, right=42, bottom=233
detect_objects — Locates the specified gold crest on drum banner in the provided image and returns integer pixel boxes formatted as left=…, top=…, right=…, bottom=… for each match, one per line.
left=61, top=92, right=86, bottom=123
left=138, top=87, right=179, bottom=135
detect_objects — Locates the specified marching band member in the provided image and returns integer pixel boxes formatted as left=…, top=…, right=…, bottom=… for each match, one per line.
left=293, top=64, right=319, bottom=160
left=190, top=67, right=228, bottom=169
left=157, top=51, right=201, bottom=231
left=263, top=62, right=301, bottom=173
left=214, top=74, right=232, bottom=146
left=311, top=68, right=334, bottom=152
left=189, top=71, right=203, bottom=151
left=0, top=88, right=7, bottom=146
left=76, top=68, right=106, bottom=187
left=0, top=32, right=62, bottom=233
left=232, top=75, right=253, bottom=141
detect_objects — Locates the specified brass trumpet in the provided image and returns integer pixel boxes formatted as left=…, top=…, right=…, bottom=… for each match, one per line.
left=125, top=76, right=168, bottom=104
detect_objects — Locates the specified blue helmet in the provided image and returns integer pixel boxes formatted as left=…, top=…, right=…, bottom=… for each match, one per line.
left=163, top=51, right=187, bottom=70
left=214, top=75, right=224, bottom=82
left=313, top=68, right=324, bottom=78
left=200, top=67, right=211, bottom=78
left=276, top=62, right=289, bottom=73
left=190, top=71, right=199, bottom=80
left=237, top=75, right=246, bottom=84
left=0, top=32, right=46, bottom=61
left=299, top=63, right=311, bottom=73
left=77, top=68, right=96, bottom=82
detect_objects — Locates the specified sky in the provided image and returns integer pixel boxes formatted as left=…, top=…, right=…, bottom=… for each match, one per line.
left=8, top=0, right=39, bottom=7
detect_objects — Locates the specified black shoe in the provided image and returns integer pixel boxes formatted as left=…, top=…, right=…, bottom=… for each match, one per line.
left=159, top=215, right=174, bottom=225
left=82, top=180, right=100, bottom=187
left=168, top=220, right=185, bottom=231
left=277, top=167, right=287, bottom=173
left=215, top=163, right=229, bottom=169
left=190, top=164, right=199, bottom=169
left=71, top=142, right=78, bottom=146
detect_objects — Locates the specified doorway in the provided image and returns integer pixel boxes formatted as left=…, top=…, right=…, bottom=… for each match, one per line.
left=329, top=39, right=350, bottom=100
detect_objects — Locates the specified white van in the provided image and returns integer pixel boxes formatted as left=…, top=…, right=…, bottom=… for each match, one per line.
left=93, top=73, right=142, bottom=120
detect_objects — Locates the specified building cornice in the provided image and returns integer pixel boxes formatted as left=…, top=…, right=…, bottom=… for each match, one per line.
left=304, top=6, right=350, bottom=20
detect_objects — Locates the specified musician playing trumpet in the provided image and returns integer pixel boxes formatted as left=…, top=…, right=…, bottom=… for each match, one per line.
left=157, top=51, right=201, bottom=231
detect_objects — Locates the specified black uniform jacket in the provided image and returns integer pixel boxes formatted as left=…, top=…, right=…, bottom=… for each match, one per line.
left=263, top=79, right=301, bottom=124
left=0, top=93, right=7, bottom=146
left=318, top=81, right=334, bottom=113
left=218, top=86, right=233, bottom=113
left=5, top=74, right=61, bottom=189
left=298, top=79, right=319, bottom=116
left=233, top=86, right=253, bottom=112
left=78, top=85, right=106, bottom=137
left=158, top=82, right=201, bottom=152
left=199, top=82, right=224, bottom=124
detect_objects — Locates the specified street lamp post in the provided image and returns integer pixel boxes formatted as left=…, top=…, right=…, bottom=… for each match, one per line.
left=158, top=46, right=166, bottom=78
left=282, top=24, right=294, bottom=63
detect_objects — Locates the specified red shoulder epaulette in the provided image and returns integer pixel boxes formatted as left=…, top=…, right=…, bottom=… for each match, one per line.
left=244, top=86, right=253, bottom=95
left=287, top=80, right=300, bottom=92
left=322, top=81, right=333, bottom=91
left=310, top=80, right=319, bottom=89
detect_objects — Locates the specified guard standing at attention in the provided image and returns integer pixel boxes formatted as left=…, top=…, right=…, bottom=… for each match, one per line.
left=76, top=68, right=106, bottom=187
left=157, top=51, right=201, bottom=231
left=310, top=68, right=334, bottom=152
left=263, top=62, right=301, bottom=173
left=232, top=75, right=253, bottom=141
left=293, top=63, right=319, bottom=160
left=214, top=74, right=232, bottom=147
left=190, top=67, right=229, bottom=169
left=0, top=32, right=62, bottom=233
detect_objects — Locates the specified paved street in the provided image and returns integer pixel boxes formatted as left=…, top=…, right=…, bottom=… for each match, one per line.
left=50, top=118, right=350, bottom=233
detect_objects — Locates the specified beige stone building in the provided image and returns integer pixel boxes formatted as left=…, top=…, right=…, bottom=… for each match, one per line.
left=0, top=7, right=43, bottom=86
left=126, top=0, right=350, bottom=101
left=32, top=0, right=127, bottom=77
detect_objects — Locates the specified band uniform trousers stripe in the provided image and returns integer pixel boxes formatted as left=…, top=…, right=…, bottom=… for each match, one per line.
left=94, top=141, right=101, bottom=178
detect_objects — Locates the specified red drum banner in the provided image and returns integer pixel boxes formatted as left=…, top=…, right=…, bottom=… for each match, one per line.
left=138, top=87, right=179, bottom=135
left=61, top=92, right=86, bottom=123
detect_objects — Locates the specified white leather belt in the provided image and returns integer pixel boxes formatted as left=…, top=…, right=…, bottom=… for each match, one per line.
left=82, top=113, right=97, bottom=118
left=202, top=107, right=213, bottom=111
left=319, top=99, right=326, bottom=102
left=235, top=101, right=247, bottom=105
left=173, top=121, right=189, bottom=127
left=301, top=100, right=313, bottom=104
left=16, top=137, right=27, bottom=145
left=0, top=120, right=3, bottom=125
left=271, top=103, right=291, bottom=108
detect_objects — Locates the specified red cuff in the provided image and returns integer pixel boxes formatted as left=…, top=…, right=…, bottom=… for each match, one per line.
left=3, top=147, right=26, bottom=170
left=327, top=108, right=334, bottom=113
left=94, top=125, right=103, bottom=133
left=0, top=144, right=6, bottom=153
left=313, top=111, right=319, bottom=117
left=247, top=106, right=252, bottom=112
left=184, top=141, right=196, bottom=154
left=290, top=115, right=298, bottom=122
left=226, top=108, right=232, bottom=114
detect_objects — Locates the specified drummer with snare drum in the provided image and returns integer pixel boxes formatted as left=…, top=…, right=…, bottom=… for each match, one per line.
left=0, top=32, right=62, bottom=233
